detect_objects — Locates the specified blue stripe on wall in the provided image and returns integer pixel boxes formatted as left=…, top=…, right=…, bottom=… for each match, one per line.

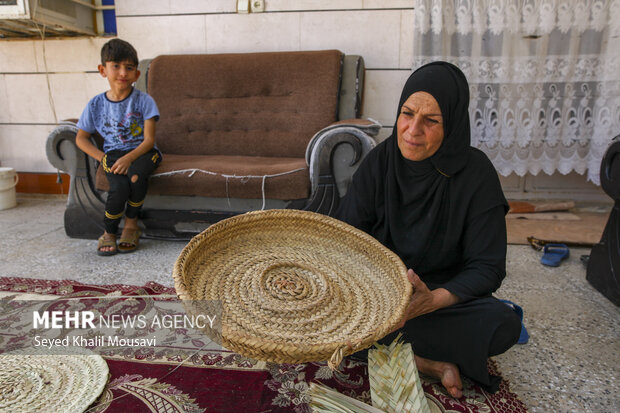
left=102, top=0, right=116, bottom=34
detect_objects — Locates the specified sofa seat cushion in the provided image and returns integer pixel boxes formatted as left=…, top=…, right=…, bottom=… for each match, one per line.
left=96, top=153, right=310, bottom=200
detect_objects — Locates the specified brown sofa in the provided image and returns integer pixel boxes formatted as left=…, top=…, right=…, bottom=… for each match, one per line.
left=46, top=50, right=379, bottom=239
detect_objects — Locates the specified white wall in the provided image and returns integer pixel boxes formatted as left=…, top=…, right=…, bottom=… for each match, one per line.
left=0, top=0, right=412, bottom=173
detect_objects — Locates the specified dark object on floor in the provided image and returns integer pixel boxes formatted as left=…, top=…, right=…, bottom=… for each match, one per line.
left=586, top=136, right=620, bottom=306
left=541, top=243, right=570, bottom=267
left=527, top=236, right=592, bottom=251
left=580, top=255, right=590, bottom=268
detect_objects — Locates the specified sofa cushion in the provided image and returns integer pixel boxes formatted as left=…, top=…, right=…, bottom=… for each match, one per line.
left=147, top=50, right=343, bottom=159
left=96, top=154, right=310, bottom=200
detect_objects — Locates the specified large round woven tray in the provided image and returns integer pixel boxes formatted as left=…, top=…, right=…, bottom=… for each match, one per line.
left=0, top=349, right=109, bottom=413
left=173, top=209, right=411, bottom=368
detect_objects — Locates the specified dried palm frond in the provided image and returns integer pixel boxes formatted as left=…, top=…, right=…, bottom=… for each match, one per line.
left=307, top=382, right=385, bottom=413
left=308, top=335, right=431, bottom=413
left=368, top=334, right=431, bottom=413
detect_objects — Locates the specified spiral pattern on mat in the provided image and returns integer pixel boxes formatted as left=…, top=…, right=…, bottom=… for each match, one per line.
left=0, top=351, right=108, bottom=412
left=173, top=209, right=410, bottom=365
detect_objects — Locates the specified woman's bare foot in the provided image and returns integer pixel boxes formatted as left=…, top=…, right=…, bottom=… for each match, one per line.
left=415, top=354, right=463, bottom=398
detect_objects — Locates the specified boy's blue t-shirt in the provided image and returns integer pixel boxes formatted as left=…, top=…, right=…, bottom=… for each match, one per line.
left=77, top=88, right=159, bottom=153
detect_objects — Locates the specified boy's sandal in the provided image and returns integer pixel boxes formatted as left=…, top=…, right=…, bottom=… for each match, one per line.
left=118, top=228, right=142, bottom=254
left=97, top=234, right=118, bottom=256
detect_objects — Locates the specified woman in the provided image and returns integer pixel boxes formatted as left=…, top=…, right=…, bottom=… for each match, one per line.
left=336, top=62, right=521, bottom=397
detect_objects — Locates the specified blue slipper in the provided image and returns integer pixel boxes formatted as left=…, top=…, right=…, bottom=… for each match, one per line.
left=500, top=299, right=529, bottom=344
left=541, top=243, right=570, bottom=267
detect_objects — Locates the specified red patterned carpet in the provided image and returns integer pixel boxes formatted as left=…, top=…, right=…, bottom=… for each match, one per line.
left=0, top=277, right=528, bottom=413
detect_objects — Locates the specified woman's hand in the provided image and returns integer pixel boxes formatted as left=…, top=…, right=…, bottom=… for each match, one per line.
left=391, top=269, right=460, bottom=332
left=405, top=269, right=437, bottom=318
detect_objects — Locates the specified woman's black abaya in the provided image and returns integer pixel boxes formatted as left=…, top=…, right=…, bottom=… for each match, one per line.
left=335, top=62, right=521, bottom=392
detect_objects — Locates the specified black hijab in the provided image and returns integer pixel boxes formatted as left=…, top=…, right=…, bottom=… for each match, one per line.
left=336, top=62, right=508, bottom=280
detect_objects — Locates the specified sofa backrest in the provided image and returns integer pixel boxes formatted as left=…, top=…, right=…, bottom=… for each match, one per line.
left=147, top=50, right=343, bottom=158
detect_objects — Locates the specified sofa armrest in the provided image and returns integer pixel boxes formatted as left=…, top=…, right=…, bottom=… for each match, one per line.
left=135, top=58, right=153, bottom=93
left=306, top=118, right=380, bottom=200
left=46, top=120, right=105, bottom=238
left=46, top=120, right=80, bottom=175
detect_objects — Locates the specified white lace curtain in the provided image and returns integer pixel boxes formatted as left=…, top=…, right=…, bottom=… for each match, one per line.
left=413, top=0, right=620, bottom=184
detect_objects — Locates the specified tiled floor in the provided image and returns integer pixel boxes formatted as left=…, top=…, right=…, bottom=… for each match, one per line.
left=496, top=244, right=619, bottom=412
left=1, top=195, right=618, bottom=412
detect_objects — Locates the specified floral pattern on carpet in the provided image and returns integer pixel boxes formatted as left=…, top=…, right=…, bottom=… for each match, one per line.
left=0, top=277, right=528, bottom=412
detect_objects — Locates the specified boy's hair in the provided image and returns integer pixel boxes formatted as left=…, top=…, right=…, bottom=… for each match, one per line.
left=101, top=38, right=138, bottom=66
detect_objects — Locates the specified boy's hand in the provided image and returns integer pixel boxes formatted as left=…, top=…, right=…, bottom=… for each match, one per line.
left=111, top=155, right=133, bottom=175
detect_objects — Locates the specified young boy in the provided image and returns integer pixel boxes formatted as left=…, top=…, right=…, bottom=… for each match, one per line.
left=76, top=38, right=161, bottom=256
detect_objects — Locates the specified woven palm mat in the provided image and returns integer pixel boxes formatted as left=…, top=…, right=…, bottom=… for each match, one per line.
left=0, top=277, right=528, bottom=413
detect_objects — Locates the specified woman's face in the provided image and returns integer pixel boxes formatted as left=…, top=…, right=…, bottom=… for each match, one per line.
left=396, top=91, right=444, bottom=161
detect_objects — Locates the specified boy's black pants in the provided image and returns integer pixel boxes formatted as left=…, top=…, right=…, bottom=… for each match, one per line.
left=102, top=148, right=161, bottom=234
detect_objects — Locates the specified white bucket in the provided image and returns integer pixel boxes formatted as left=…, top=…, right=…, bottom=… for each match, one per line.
left=0, top=167, right=18, bottom=210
